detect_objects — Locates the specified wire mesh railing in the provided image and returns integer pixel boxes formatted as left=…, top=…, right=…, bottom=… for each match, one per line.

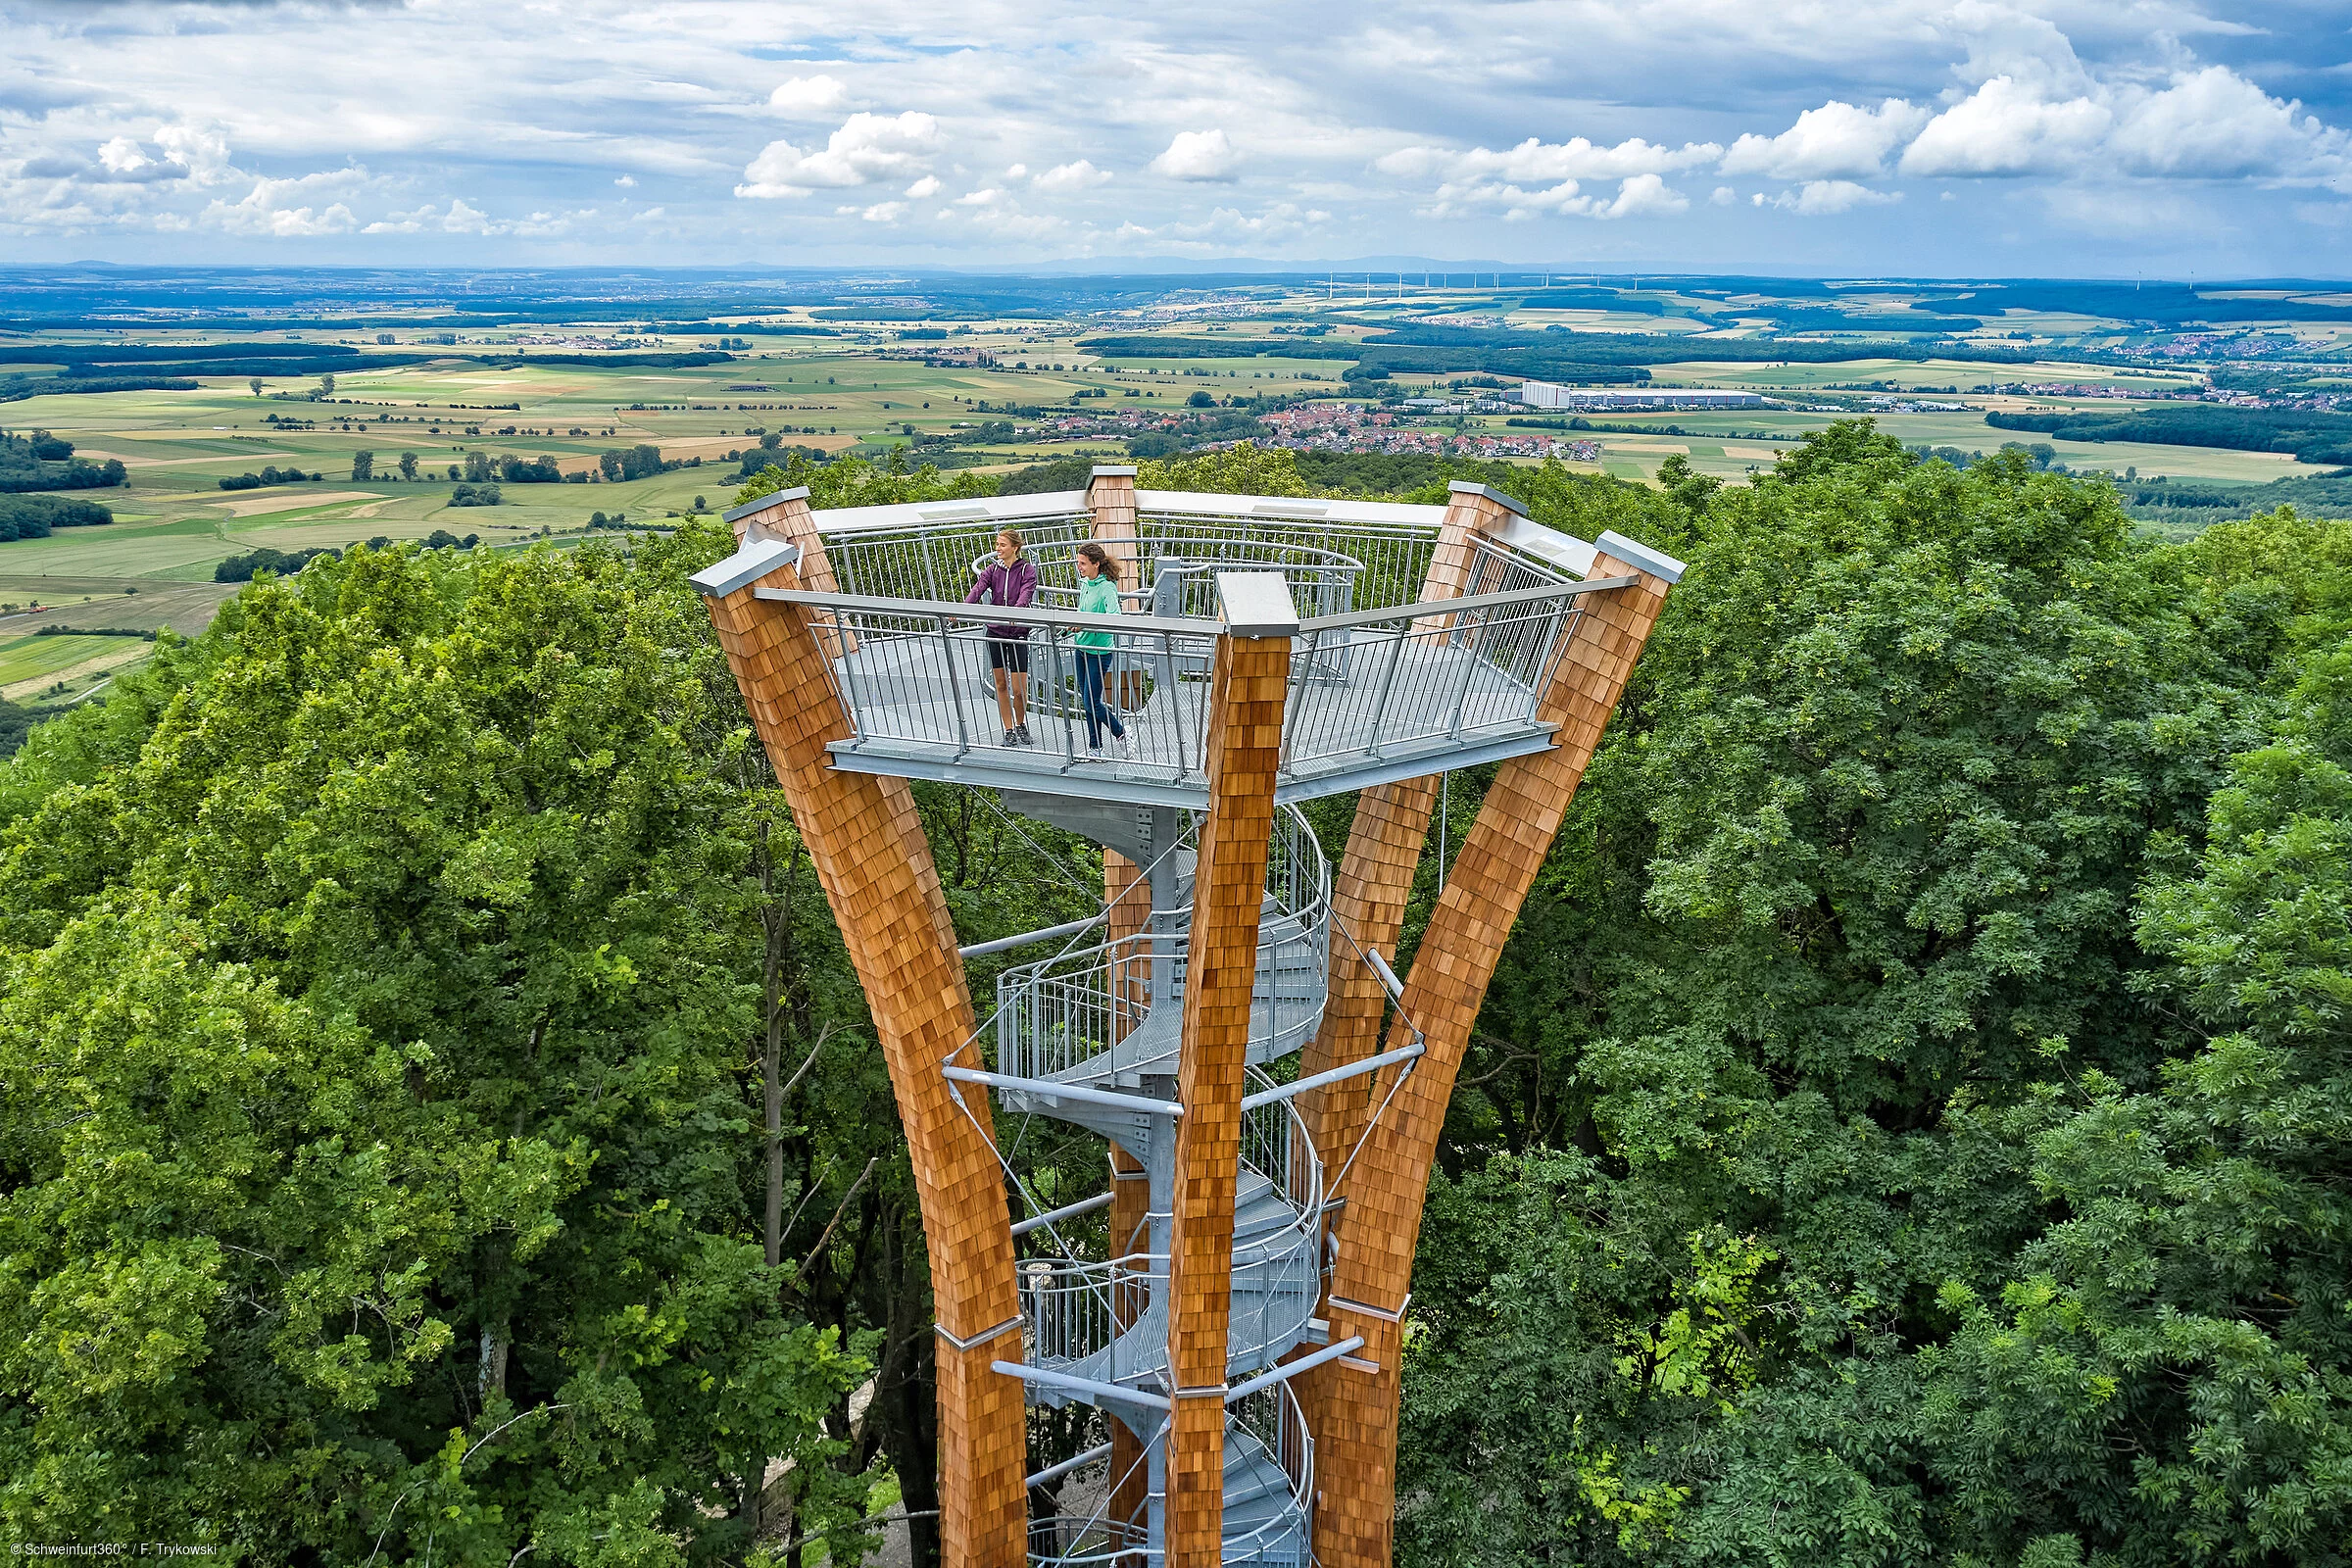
left=1278, top=591, right=1582, bottom=778
left=995, top=808, right=1330, bottom=1083
left=772, top=578, right=1595, bottom=793
left=825, top=511, right=1095, bottom=602
left=1016, top=1087, right=1326, bottom=1384
left=1022, top=1382, right=1313, bottom=1567
left=1134, top=512, right=1438, bottom=613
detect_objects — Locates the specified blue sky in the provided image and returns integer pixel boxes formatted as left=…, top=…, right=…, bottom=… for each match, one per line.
left=1, top=0, right=2347, bottom=276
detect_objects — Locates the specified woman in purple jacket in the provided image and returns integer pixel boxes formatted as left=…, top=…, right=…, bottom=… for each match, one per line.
left=965, top=528, right=1039, bottom=745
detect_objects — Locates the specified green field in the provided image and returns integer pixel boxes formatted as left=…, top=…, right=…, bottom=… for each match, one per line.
left=4, top=304, right=2345, bottom=709
left=0, top=631, right=147, bottom=693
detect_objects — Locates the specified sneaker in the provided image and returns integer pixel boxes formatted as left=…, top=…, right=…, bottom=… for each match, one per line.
left=1086, top=743, right=1105, bottom=760
left=1015, top=723, right=1032, bottom=746
left=1114, top=734, right=1134, bottom=760
left=1003, top=728, right=1020, bottom=747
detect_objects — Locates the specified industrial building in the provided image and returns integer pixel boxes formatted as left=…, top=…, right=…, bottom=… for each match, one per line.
left=1515, top=380, right=1768, bottom=411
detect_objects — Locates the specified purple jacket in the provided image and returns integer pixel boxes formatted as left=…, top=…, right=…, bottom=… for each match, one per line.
left=965, top=557, right=1039, bottom=639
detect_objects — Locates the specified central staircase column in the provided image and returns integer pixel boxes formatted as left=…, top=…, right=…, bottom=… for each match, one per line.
left=1162, top=577, right=1296, bottom=1565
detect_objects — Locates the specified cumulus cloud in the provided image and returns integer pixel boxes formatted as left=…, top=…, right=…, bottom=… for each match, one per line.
left=204, top=172, right=362, bottom=236
left=1721, top=99, right=1929, bottom=180
left=1595, top=172, right=1689, bottom=219
left=1417, top=169, right=1691, bottom=221
left=859, top=200, right=906, bottom=222
left=363, top=196, right=501, bottom=235
left=1151, top=129, right=1240, bottom=181
left=769, top=74, right=852, bottom=117
left=1773, top=179, right=1903, bottom=215
left=1379, top=134, right=1719, bottom=183
left=2108, top=67, right=2350, bottom=178
left=905, top=174, right=942, bottom=198
left=613, top=174, right=636, bottom=187
left=736, top=112, right=944, bottom=198
left=1900, top=74, right=2111, bottom=175
left=1116, top=201, right=1328, bottom=252
left=150, top=124, right=235, bottom=185
left=1034, top=159, right=1112, bottom=192
left=1382, top=135, right=1716, bottom=219
left=1898, top=61, right=2346, bottom=182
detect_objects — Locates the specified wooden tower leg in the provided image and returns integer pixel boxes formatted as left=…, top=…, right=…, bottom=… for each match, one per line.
left=700, top=554, right=1027, bottom=1568
left=1296, top=481, right=1523, bottom=1516
left=1314, top=547, right=1679, bottom=1568
left=1102, top=847, right=1153, bottom=1545
left=1163, top=626, right=1293, bottom=1566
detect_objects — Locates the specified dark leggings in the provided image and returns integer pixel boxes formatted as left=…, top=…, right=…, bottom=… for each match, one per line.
left=1075, top=651, right=1125, bottom=746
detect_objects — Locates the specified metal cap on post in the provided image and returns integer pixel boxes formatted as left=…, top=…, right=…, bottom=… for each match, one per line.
left=1443, top=478, right=1531, bottom=518
left=1593, top=528, right=1687, bottom=584
left=1215, top=571, right=1299, bottom=638
left=722, top=485, right=810, bottom=528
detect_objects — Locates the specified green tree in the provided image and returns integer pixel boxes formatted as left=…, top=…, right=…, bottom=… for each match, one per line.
left=351, top=450, right=373, bottom=481
left=248, top=376, right=263, bottom=398
left=314, top=372, right=335, bottom=400
left=1913, top=509, right=2352, bottom=1563
left=1396, top=425, right=2273, bottom=1566
left=0, top=535, right=875, bottom=1560
left=398, top=451, right=418, bottom=481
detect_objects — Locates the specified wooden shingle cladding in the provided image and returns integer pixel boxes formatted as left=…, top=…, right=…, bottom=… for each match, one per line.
left=1295, top=481, right=1522, bottom=1512
left=1103, top=847, right=1153, bottom=1539
left=704, top=556, right=1026, bottom=1568
left=1311, top=546, right=1675, bottom=1568
left=1163, top=629, right=1294, bottom=1563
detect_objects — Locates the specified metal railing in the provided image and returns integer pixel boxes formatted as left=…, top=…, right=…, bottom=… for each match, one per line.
left=793, top=595, right=1219, bottom=772
left=1023, top=1382, right=1313, bottom=1567
left=982, top=534, right=1368, bottom=621
left=764, top=577, right=1613, bottom=791
left=1017, top=1083, right=1326, bottom=1385
left=994, top=808, right=1329, bottom=1083
left=1135, top=512, right=1438, bottom=613
left=825, top=511, right=1094, bottom=602
left=1278, top=588, right=1583, bottom=779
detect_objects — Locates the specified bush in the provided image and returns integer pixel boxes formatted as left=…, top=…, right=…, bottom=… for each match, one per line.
left=218, top=466, right=316, bottom=491
left=497, top=455, right=564, bottom=484
left=448, top=483, right=502, bottom=508
left=0, top=494, right=112, bottom=541
left=215, top=546, right=338, bottom=583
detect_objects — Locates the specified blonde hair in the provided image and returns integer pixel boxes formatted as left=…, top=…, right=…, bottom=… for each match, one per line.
left=997, top=527, right=1024, bottom=555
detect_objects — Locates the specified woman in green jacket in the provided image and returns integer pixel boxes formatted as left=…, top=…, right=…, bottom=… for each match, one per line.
left=1071, top=542, right=1128, bottom=758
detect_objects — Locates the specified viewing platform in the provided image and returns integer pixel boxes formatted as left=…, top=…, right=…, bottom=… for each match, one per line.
left=692, top=473, right=1677, bottom=808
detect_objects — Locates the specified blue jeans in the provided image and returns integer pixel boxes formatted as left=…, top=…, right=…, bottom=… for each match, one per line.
left=1075, top=651, right=1125, bottom=747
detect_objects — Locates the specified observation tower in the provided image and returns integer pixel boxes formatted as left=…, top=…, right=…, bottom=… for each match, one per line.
left=693, top=466, right=1680, bottom=1567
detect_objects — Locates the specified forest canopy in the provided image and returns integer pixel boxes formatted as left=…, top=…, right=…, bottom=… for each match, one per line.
left=0, top=425, right=2346, bottom=1566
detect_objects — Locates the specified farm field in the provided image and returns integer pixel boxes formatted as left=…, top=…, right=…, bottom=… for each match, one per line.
left=6, top=289, right=2349, bottom=710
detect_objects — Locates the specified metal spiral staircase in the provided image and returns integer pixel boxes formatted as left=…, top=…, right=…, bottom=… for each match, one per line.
left=974, top=793, right=1332, bottom=1565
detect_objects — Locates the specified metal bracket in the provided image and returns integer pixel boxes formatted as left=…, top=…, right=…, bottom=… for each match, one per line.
left=934, top=1315, right=1025, bottom=1351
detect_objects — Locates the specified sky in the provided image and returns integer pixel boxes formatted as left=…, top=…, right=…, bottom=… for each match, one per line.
left=0, top=0, right=2348, bottom=278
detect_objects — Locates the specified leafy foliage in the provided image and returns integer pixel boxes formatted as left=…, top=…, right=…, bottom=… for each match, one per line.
left=1396, top=427, right=2351, bottom=1567
left=0, top=537, right=872, bottom=1560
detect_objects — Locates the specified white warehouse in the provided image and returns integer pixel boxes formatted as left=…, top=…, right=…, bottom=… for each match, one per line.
left=1516, top=381, right=1768, bottom=411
